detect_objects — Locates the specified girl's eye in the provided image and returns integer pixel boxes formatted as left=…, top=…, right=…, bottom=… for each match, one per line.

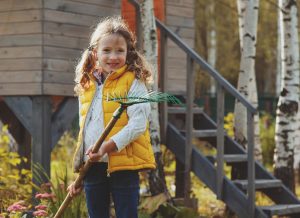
left=103, top=49, right=110, bottom=52
left=118, top=49, right=125, bottom=53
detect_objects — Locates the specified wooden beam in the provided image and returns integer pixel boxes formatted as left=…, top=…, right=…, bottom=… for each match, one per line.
left=32, top=96, right=52, bottom=179
left=159, top=31, right=168, bottom=144
left=216, top=83, right=225, bottom=199
left=51, top=97, right=78, bottom=149
left=184, top=54, right=194, bottom=205
left=4, top=97, right=33, bottom=135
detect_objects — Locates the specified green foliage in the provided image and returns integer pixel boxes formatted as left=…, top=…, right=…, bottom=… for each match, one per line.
left=224, top=112, right=234, bottom=137
left=156, top=203, right=199, bottom=218
left=49, top=132, right=87, bottom=218
left=0, top=128, right=86, bottom=218
left=259, top=113, right=275, bottom=168
left=107, top=91, right=182, bottom=106
left=32, top=164, right=87, bottom=218
left=0, top=125, right=32, bottom=214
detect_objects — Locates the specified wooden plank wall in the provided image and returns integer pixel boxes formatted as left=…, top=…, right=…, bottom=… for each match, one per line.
left=165, top=0, right=195, bottom=94
left=0, top=0, right=43, bottom=95
left=0, top=0, right=120, bottom=96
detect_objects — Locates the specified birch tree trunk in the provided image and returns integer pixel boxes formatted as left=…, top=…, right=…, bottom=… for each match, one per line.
left=237, top=0, right=247, bottom=49
left=207, top=0, right=217, bottom=97
left=140, top=0, right=168, bottom=196
left=276, top=4, right=282, bottom=97
left=274, top=0, right=299, bottom=192
left=234, top=0, right=262, bottom=162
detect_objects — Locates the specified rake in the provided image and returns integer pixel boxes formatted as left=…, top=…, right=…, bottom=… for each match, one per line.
left=54, top=91, right=181, bottom=218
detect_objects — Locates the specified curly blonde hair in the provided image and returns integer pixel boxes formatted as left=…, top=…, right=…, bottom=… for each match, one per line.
left=74, top=16, right=152, bottom=94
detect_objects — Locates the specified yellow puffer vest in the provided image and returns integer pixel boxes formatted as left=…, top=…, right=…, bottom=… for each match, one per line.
left=73, top=65, right=156, bottom=173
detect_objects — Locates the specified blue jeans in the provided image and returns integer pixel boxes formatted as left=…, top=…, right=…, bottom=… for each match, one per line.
left=84, top=162, right=140, bottom=218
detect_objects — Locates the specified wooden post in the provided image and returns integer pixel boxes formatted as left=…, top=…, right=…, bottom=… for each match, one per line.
left=159, top=31, right=168, bottom=144
left=175, top=157, right=185, bottom=198
left=247, top=110, right=255, bottom=217
left=32, top=96, right=52, bottom=181
left=184, top=55, right=194, bottom=205
left=216, top=83, right=224, bottom=199
left=136, top=2, right=142, bottom=50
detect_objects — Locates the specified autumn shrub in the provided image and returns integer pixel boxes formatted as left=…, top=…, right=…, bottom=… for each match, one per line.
left=0, top=125, right=32, bottom=215
left=32, top=164, right=88, bottom=218
left=224, top=112, right=276, bottom=168
left=224, top=112, right=234, bottom=137
left=259, top=112, right=275, bottom=168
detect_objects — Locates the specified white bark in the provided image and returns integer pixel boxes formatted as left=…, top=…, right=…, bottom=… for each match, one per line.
left=207, top=1, right=217, bottom=97
left=234, top=0, right=262, bottom=161
left=274, top=0, right=299, bottom=170
left=276, top=4, right=282, bottom=97
left=237, top=0, right=247, bottom=49
left=140, top=0, right=161, bottom=154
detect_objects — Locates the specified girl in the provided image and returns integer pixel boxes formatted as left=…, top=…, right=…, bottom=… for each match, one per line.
left=68, top=17, right=156, bottom=218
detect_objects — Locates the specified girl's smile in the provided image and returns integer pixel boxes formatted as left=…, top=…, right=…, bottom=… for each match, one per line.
left=97, top=34, right=127, bottom=73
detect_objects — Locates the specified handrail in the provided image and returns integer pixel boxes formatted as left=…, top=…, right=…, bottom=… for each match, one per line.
left=128, top=0, right=256, bottom=113
left=155, top=20, right=256, bottom=113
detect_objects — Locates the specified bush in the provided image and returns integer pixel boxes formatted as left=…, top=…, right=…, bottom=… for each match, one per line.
left=0, top=125, right=32, bottom=215
left=259, top=113, right=275, bottom=168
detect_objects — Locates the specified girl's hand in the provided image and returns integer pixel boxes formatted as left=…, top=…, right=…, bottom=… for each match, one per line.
left=67, top=182, right=83, bottom=197
left=86, top=139, right=117, bottom=162
left=86, top=146, right=105, bottom=162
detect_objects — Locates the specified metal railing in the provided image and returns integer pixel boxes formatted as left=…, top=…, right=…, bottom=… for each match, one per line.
left=128, top=0, right=257, bottom=217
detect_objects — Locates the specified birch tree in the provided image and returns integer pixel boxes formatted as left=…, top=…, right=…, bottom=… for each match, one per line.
left=274, top=0, right=299, bottom=192
left=140, top=0, right=168, bottom=196
left=207, top=0, right=217, bottom=97
left=234, top=0, right=262, bottom=161
left=276, top=3, right=282, bottom=97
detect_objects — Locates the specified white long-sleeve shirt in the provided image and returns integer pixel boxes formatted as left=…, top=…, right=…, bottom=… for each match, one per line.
left=82, top=79, right=151, bottom=162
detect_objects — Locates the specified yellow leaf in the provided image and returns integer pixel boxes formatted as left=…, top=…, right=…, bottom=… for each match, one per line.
left=8, top=158, right=21, bottom=166
left=139, top=193, right=168, bottom=214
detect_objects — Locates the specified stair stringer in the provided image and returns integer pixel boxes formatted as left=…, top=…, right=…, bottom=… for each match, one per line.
left=166, top=123, right=268, bottom=218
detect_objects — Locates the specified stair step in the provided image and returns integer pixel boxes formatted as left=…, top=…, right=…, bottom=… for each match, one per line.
left=180, top=129, right=217, bottom=137
left=193, top=129, right=217, bottom=137
left=260, top=204, right=300, bottom=216
left=168, top=106, right=203, bottom=114
left=233, top=179, right=282, bottom=190
left=207, top=154, right=248, bottom=163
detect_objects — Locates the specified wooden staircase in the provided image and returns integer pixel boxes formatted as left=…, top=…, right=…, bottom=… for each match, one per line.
left=166, top=107, right=300, bottom=217
left=128, top=1, right=300, bottom=217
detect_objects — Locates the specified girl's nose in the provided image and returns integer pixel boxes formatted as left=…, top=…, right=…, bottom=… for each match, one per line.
left=109, top=52, right=118, bottom=59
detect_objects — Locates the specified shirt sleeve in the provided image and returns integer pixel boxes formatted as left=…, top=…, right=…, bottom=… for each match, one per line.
left=110, top=79, right=151, bottom=151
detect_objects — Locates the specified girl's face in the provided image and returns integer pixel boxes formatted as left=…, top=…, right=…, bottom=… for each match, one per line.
left=96, top=34, right=127, bottom=73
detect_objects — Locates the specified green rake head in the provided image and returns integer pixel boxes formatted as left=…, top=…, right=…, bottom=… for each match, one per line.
left=104, top=91, right=183, bottom=106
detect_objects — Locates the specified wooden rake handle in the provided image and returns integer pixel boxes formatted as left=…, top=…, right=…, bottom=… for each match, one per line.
left=54, top=105, right=127, bottom=218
